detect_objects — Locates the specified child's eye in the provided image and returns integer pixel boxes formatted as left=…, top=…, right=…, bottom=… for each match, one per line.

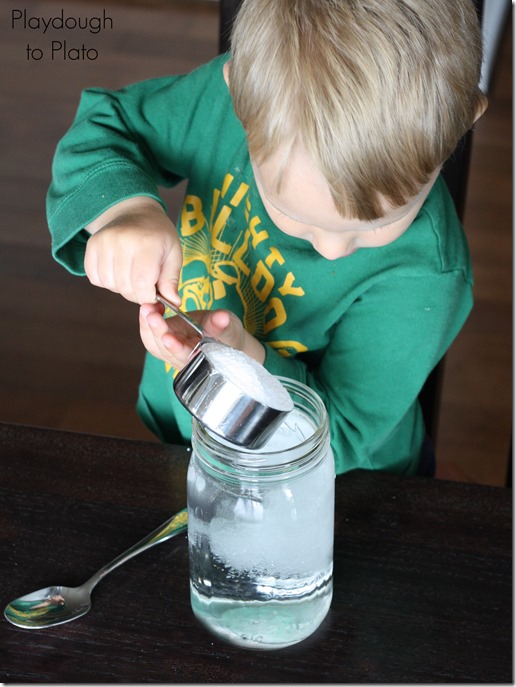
left=271, top=204, right=299, bottom=224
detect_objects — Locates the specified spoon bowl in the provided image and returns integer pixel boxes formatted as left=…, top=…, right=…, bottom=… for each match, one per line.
left=5, top=586, right=92, bottom=629
left=4, top=508, right=188, bottom=629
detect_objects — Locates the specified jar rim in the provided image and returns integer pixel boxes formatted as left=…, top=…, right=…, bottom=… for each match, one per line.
left=191, top=377, right=330, bottom=480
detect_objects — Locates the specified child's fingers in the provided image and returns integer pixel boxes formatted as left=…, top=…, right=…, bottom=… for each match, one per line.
left=201, top=310, right=234, bottom=348
left=84, top=231, right=138, bottom=299
left=127, top=247, right=162, bottom=304
left=201, top=309, right=242, bottom=349
left=156, top=244, right=183, bottom=306
left=139, top=304, right=266, bottom=367
left=84, top=218, right=182, bottom=304
left=201, top=309, right=266, bottom=364
left=84, top=238, right=105, bottom=289
left=139, top=304, right=198, bottom=368
left=86, top=247, right=122, bottom=295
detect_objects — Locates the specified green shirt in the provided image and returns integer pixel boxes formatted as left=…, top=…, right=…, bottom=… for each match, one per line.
left=47, top=54, right=473, bottom=475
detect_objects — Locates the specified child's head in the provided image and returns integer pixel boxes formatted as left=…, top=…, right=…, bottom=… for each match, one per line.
left=228, top=0, right=486, bottom=224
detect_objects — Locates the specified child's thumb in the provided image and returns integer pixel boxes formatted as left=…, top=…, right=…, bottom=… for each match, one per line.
left=203, top=310, right=241, bottom=348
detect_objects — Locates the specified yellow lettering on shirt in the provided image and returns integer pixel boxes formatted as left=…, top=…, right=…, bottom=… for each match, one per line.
left=220, top=173, right=233, bottom=198
left=233, top=229, right=251, bottom=277
left=220, top=173, right=249, bottom=207
left=249, top=216, right=269, bottom=248
left=268, top=340, right=309, bottom=357
left=230, top=183, right=249, bottom=207
left=278, top=272, right=305, bottom=297
left=210, top=189, right=232, bottom=255
left=213, top=279, right=226, bottom=300
left=265, top=246, right=285, bottom=269
left=212, top=261, right=239, bottom=287
left=251, top=260, right=274, bottom=302
left=264, top=297, right=287, bottom=333
left=181, top=195, right=205, bottom=236
left=178, top=185, right=308, bottom=353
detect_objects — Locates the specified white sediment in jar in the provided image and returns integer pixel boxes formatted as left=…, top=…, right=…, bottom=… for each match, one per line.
left=204, top=407, right=335, bottom=575
left=203, top=342, right=293, bottom=411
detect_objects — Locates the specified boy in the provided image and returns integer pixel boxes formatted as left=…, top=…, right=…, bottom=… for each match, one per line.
left=47, top=0, right=486, bottom=475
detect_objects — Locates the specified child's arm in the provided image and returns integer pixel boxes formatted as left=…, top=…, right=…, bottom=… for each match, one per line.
left=83, top=195, right=266, bottom=364
left=47, top=60, right=265, bottom=366
left=47, top=67, right=215, bottom=278
left=82, top=194, right=266, bottom=364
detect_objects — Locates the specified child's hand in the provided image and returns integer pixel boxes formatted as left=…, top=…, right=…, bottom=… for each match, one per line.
left=139, top=303, right=266, bottom=369
left=84, top=196, right=182, bottom=305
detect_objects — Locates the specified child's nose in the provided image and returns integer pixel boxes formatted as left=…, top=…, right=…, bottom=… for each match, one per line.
left=311, top=233, right=355, bottom=260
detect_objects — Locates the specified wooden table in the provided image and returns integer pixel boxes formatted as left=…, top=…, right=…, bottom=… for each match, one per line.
left=0, top=422, right=511, bottom=683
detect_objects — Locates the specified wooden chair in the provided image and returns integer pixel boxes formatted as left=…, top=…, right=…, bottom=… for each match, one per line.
left=217, top=0, right=485, bottom=445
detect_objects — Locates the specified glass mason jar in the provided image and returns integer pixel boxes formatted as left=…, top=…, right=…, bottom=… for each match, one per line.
left=187, top=378, right=335, bottom=650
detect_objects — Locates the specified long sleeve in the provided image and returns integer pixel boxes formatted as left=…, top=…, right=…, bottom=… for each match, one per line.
left=47, top=55, right=230, bottom=274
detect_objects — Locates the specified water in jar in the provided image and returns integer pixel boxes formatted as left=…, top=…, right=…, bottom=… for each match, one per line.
left=188, top=405, right=335, bottom=650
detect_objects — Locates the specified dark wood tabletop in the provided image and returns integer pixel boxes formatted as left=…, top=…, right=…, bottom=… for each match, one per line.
left=0, top=422, right=511, bottom=683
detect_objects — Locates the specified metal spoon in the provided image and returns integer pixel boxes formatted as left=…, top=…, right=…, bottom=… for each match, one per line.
left=4, top=508, right=188, bottom=629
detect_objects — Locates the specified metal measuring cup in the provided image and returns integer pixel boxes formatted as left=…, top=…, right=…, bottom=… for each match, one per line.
left=156, top=294, right=294, bottom=449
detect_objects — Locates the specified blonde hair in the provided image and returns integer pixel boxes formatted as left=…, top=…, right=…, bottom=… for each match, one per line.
left=229, top=0, right=485, bottom=220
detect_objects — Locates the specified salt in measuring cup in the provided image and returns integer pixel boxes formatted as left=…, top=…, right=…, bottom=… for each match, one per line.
left=156, top=294, right=293, bottom=449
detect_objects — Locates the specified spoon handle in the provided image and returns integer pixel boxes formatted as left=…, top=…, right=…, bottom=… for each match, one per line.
left=156, top=293, right=204, bottom=337
left=84, top=509, right=188, bottom=593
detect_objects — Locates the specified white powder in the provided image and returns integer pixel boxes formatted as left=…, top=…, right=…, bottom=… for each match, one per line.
left=203, top=342, right=293, bottom=411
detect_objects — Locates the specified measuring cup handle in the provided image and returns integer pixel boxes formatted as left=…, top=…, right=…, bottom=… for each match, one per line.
left=155, top=293, right=204, bottom=338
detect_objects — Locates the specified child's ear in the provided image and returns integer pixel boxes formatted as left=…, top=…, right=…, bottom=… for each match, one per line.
left=223, top=61, right=231, bottom=86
